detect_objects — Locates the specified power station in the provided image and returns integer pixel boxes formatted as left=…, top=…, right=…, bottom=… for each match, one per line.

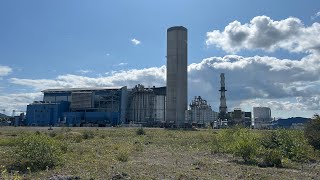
left=11, top=26, right=274, bottom=129
left=166, top=26, right=188, bottom=128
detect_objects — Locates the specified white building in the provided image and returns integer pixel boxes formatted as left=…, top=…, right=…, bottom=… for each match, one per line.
left=185, top=96, right=218, bottom=127
left=253, top=107, right=272, bottom=129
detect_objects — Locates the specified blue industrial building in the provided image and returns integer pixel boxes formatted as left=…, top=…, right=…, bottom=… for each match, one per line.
left=26, top=87, right=127, bottom=126
left=26, top=101, right=70, bottom=126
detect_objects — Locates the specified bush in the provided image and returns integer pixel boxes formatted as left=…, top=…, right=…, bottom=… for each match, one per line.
left=82, top=130, right=95, bottom=139
left=13, top=134, right=63, bottom=171
left=260, top=130, right=314, bottom=166
left=231, top=128, right=259, bottom=163
left=136, top=128, right=146, bottom=136
left=262, top=149, right=283, bottom=167
left=304, top=115, right=320, bottom=150
left=48, top=131, right=57, bottom=137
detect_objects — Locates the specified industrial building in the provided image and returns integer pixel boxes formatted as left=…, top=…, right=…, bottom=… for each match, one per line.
left=253, top=107, right=272, bottom=129
left=166, top=26, right=188, bottom=128
left=185, top=96, right=218, bottom=127
left=228, top=108, right=252, bottom=127
left=126, top=84, right=166, bottom=126
left=26, top=87, right=127, bottom=126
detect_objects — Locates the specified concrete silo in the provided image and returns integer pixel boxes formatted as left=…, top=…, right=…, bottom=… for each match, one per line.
left=166, top=26, right=188, bottom=128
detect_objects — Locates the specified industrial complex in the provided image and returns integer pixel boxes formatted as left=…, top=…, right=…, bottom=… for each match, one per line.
left=0, top=26, right=310, bottom=129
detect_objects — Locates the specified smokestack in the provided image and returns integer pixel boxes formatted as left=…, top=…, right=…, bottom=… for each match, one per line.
left=166, top=26, right=188, bottom=128
left=218, top=73, right=228, bottom=126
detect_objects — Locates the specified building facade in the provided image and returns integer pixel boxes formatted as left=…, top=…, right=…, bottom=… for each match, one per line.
left=26, top=87, right=127, bottom=126
left=185, top=96, right=218, bottom=127
left=126, top=84, right=166, bottom=126
left=253, top=107, right=272, bottom=129
left=228, top=108, right=252, bottom=127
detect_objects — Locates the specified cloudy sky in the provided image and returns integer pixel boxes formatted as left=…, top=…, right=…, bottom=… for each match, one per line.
left=0, top=0, right=319, bottom=118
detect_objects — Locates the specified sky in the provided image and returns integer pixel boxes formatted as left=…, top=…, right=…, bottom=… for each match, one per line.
left=0, top=0, right=320, bottom=118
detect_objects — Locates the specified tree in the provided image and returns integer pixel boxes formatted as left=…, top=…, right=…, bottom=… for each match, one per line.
left=304, top=114, right=320, bottom=150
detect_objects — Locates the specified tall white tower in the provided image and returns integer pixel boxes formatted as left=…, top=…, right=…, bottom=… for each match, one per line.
left=166, top=26, right=188, bottom=128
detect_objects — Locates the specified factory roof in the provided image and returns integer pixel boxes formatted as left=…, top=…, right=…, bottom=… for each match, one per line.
left=42, top=86, right=125, bottom=93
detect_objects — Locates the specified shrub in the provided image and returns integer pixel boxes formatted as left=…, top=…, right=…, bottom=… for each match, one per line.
left=304, top=115, right=320, bottom=150
left=262, top=149, right=283, bottom=167
left=48, top=131, right=57, bottom=137
left=260, top=129, right=314, bottom=166
left=13, top=134, right=63, bottom=171
left=82, top=130, right=95, bottom=139
left=231, top=128, right=259, bottom=163
left=136, top=128, right=146, bottom=136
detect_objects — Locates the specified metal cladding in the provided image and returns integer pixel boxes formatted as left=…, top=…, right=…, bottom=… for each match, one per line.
left=218, top=73, right=228, bottom=121
left=166, top=26, right=188, bottom=127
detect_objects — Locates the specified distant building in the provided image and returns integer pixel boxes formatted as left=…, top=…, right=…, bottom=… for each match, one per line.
left=26, top=101, right=69, bottom=126
left=185, top=96, right=218, bottom=127
left=228, top=108, right=252, bottom=127
left=253, top=107, right=272, bottom=129
left=26, top=87, right=127, bottom=126
left=126, top=84, right=166, bottom=126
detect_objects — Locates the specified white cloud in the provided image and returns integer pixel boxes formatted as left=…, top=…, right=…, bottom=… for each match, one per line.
left=10, top=65, right=166, bottom=91
left=0, top=92, right=42, bottom=115
left=311, top=11, right=320, bottom=20
left=206, top=15, right=320, bottom=54
left=118, top=62, right=128, bottom=66
left=78, top=69, right=91, bottom=74
left=0, top=65, right=12, bottom=77
left=131, top=38, right=141, bottom=45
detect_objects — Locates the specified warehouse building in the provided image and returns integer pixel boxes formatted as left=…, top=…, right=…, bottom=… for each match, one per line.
left=26, top=87, right=127, bottom=126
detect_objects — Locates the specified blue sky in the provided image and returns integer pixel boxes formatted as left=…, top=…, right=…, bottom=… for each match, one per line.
left=0, top=0, right=320, bottom=118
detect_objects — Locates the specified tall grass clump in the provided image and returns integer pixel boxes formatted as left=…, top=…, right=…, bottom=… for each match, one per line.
left=82, top=130, right=95, bottom=139
left=136, top=127, right=146, bottom=135
left=13, top=134, right=63, bottom=171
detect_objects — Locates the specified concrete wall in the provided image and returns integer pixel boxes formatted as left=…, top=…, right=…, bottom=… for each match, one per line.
left=166, top=26, right=188, bottom=127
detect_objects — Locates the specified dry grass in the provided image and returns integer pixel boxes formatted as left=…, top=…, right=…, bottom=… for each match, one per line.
left=0, top=126, right=319, bottom=179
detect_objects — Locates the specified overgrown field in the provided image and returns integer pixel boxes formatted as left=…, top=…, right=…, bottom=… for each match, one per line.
left=0, top=127, right=319, bottom=179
